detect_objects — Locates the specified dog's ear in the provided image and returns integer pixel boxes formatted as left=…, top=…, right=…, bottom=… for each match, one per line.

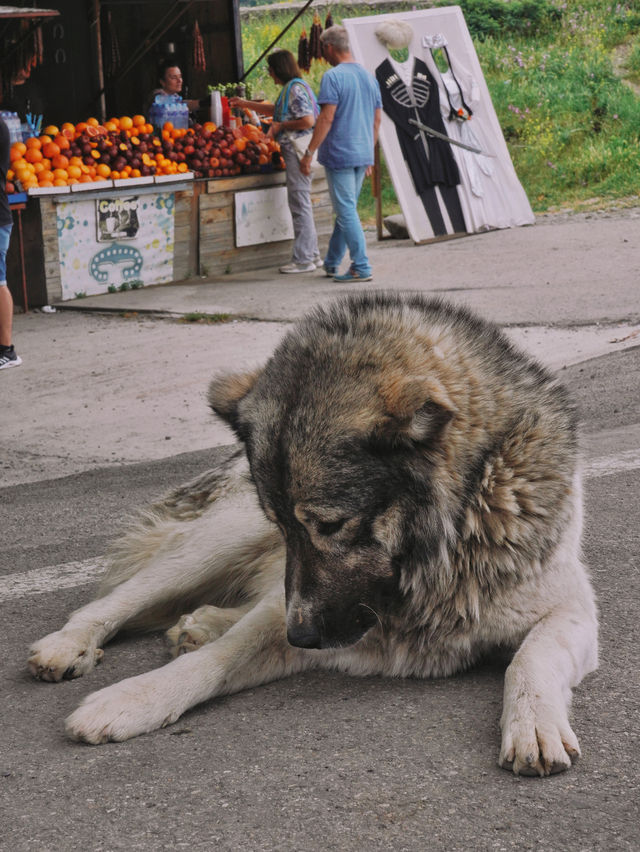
left=208, top=369, right=262, bottom=433
left=375, top=374, right=457, bottom=446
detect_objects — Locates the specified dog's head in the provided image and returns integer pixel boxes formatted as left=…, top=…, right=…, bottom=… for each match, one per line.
left=209, top=297, right=457, bottom=650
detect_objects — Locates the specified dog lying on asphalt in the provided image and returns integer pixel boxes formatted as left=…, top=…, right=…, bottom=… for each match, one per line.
left=28, top=293, right=598, bottom=775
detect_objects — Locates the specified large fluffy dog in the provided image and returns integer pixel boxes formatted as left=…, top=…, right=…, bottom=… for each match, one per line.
left=28, top=293, right=598, bottom=775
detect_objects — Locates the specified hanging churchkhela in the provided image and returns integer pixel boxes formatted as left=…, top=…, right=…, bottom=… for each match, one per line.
left=193, top=20, right=206, bottom=72
left=309, top=12, right=323, bottom=60
left=298, top=29, right=311, bottom=71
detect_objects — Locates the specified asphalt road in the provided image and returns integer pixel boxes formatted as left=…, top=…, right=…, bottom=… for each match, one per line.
left=1, top=345, right=638, bottom=852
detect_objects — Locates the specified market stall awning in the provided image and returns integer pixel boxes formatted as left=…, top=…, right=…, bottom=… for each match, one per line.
left=0, top=6, right=59, bottom=18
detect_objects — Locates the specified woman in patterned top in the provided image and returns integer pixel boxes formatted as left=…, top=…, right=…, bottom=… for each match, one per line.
left=230, top=50, right=321, bottom=273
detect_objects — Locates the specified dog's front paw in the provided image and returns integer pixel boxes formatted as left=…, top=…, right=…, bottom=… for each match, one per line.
left=65, top=669, right=184, bottom=744
left=166, top=605, right=239, bottom=658
left=499, top=699, right=581, bottom=777
left=28, top=629, right=104, bottom=682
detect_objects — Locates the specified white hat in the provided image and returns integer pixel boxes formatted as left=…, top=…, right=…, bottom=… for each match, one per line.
left=374, top=20, right=414, bottom=50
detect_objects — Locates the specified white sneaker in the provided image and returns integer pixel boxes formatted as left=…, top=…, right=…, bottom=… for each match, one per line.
left=313, top=256, right=324, bottom=268
left=279, top=262, right=316, bottom=274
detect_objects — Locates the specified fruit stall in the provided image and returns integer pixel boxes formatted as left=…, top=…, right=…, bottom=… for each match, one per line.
left=2, top=2, right=334, bottom=308
left=6, top=115, right=332, bottom=306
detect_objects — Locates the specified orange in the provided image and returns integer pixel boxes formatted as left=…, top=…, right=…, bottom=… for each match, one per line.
left=25, top=137, right=41, bottom=149
left=25, top=148, right=43, bottom=164
left=131, top=168, right=142, bottom=178
left=68, top=156, right=83, bottom=167
left=67, top=165, right=82, bottom=179
left=143, top=123, right=154, bottom=135
left=79, top=174, right=93, bottom=183
left=51, top=154, right=70, bottom=169
left=40, top=169, right=54, bottom=182
left=10, top=142, right=27, bottom=160
left=53, top=178, right=67, bottom=187
left=75, top=122, right=88, bottom=135
left=96, top=163, right=111, bottom=179
left=119, top=116, right=133, bottom=131
left=33, top=161, right=46, bottom=174
left=44, top=124, right=59, bottom=137
left=66, top=178, right=79, bottom=186
left=38, top=134, right=52, bottom=146
left=42, top=141, right=61, bottom=159
left=203, top=121, right=217, bottom=133
left=104, top=121, right=118, bottom=133
left=38, top=179, right=54, bottom=187
left=162, top=121, right=173, bottom=132
left=53, top=168, right=69, bottom=181
left=86, top=117, right=100, bottom=127
left=51, top=154, right=70, bottom=170
left=109, top=170, right=120, bottom=180
left=132, top=114, right=146, bottom=127
left=53, top=134, right=70, bottom=151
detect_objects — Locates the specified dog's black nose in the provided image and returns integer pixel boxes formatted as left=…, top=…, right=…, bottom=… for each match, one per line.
left=287, top=624, right=322, bottom=649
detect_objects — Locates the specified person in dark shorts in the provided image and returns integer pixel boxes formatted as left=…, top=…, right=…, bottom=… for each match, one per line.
left=0, top=116, right=21, bottom=370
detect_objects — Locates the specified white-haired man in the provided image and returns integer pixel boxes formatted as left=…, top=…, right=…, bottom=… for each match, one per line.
left=300, top=25, right=382, bottom=282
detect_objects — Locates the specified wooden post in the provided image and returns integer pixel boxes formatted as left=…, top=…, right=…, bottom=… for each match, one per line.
left=374, top=141, right=383, bottom=242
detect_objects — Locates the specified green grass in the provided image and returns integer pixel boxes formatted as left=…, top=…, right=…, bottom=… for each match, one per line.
left=239, top=0, right=640, bottom=217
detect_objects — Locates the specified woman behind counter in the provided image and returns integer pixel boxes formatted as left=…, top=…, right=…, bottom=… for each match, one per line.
left=230, top=50, right=321, bottom=274
left=145, top=59, right=204, bottom=119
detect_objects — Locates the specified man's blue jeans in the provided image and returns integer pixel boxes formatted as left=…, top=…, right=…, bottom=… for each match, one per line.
left=324, top=166, right=371, bottom=277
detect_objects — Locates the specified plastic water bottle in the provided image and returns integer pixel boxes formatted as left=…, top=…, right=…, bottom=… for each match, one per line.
left=0, top=111, right=23, bottom=144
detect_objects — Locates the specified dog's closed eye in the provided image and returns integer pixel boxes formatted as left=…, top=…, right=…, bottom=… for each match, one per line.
left=316, top=518, right=347, bottom=537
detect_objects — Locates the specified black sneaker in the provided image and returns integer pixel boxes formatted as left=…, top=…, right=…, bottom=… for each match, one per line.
left=0, top=345, right=22, bottom=370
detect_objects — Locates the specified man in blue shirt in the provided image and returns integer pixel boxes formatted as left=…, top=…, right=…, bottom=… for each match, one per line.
left=300, top=26, right=382, bottom=282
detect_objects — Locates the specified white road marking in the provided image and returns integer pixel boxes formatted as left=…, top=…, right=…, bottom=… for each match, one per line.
left=583, top=449, right=640, bottom=478
left=0, top=557, right=108, bottom=602
left=1, top=449, right=638, bottom=603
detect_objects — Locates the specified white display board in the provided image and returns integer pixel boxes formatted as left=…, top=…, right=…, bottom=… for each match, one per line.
left=56, top=191, right=175, bottom=298
left=234, top=186, right=294, bottom=247
left=344, top=7, right=535, bottom=242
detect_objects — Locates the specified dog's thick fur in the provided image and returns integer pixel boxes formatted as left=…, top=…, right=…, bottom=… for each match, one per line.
left=28, top=293, right=598, bottom=775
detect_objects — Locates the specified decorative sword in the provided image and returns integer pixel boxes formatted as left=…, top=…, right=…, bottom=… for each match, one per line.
left=408, top=118, right=496, bottom=157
